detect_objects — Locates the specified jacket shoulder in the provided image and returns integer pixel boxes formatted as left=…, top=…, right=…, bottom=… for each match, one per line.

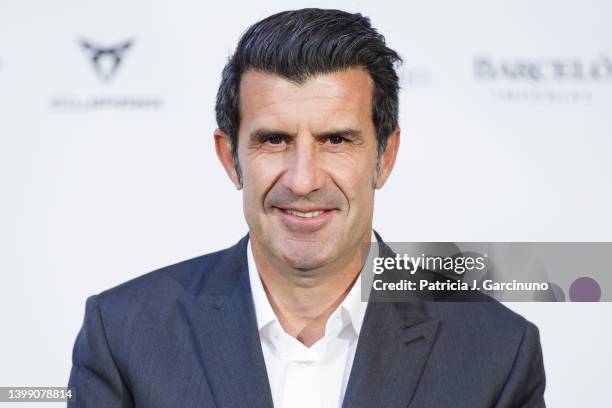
left=101, top=248, right=220, bottom=300
left=93, top=236, right=247, bottom=316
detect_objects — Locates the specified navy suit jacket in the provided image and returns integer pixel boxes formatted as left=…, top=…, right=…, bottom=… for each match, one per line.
left=68, top=234, right=546, bottom=407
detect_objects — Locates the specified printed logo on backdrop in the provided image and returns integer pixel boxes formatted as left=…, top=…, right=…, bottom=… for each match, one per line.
left=474, top=55, right=612, bottom=104
left=49, top=37, right=163, bottom=111
left=80, top=39, right=133, bottom=82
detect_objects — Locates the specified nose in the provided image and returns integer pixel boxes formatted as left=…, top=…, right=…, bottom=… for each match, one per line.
left=281, top=135, right=325, bottom=197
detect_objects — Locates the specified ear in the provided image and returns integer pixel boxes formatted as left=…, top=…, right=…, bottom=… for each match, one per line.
left=375, top=127, right=400, bottom=189
left=214, top=129, right=242, bottom=190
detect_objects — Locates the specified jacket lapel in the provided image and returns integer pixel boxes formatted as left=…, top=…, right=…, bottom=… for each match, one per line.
left=342, top=233, right=441, bottom=408
left=342, top=300, right=440, bottom=408
left=177, top=235, right=274, bottom=408
left=175, top=232, right=438, bottom=408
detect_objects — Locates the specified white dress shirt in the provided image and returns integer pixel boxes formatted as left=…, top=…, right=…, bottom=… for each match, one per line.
left=247, top=236, right=372, bottom=408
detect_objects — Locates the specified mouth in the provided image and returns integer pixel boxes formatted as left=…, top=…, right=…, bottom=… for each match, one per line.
left=273, top=207, right=337, bottom=232
left=283, top=209, right=326, bottom=218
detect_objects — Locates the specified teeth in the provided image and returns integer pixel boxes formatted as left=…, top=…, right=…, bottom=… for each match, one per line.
left=286, top=209, right=324, bottom=218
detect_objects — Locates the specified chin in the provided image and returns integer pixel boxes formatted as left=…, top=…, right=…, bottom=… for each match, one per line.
left=277, top=239, right=337, bottom=271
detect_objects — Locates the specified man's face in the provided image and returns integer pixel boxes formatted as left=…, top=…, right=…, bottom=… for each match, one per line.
left=216, top=68, right=398, bottom=271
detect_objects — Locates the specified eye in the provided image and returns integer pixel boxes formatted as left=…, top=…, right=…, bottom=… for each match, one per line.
left=265, top=135, right=285, bottom=145
left=327, top=135, right=345, bottom=145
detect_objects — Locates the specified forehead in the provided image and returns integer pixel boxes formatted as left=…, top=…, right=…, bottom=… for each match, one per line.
left=238, top=68, right=374, bottom=133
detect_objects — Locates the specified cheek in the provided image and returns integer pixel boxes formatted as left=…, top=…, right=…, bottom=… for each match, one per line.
left=338, top=175, right=375, bottom=226
left=241, top=155, right=284, bottom=206
left=323, top=154, right=376, bottom=202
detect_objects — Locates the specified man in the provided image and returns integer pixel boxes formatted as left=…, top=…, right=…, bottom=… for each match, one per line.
left=68, top=8, right=545, bottom=407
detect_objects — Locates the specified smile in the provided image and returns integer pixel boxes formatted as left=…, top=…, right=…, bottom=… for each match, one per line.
left=284, top=209, right=324, bottom=218
left=274, top=207, right=336, bottom=232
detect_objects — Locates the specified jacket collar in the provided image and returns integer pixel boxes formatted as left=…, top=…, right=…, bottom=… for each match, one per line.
left=343, top=231, right=440, bottom=407
left=177, top=234, right=274, bottom=408
left=179, top=232, right=438, bottom=408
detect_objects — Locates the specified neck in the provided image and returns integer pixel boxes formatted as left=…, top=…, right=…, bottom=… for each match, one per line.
left=251, top=232, right=370, bottom=346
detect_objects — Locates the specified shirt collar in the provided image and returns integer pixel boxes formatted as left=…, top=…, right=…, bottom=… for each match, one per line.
left=247, top=232, right=374, bottom=337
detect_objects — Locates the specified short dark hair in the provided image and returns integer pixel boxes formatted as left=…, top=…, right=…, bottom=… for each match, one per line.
left=215, top=8, right=402, bottom=185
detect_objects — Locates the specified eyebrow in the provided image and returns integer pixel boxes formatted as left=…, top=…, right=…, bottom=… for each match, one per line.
left=249, top=129, right=295, bottom=144
left=314, top=128, right=363, bottom=141
left=248, top=128, right=364, bottom=144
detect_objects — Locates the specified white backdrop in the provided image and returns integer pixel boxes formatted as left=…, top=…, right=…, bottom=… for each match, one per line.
left=1, top=0, right=611, bottom=406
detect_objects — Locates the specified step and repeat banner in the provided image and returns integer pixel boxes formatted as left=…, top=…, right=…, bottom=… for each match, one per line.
left=1, top=0, right=611, bottom=406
